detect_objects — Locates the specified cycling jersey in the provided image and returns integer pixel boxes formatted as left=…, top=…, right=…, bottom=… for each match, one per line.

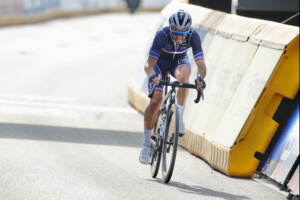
left=149, top=26, right=204, bottom=62
left=148, top=26, right=204, bottom=91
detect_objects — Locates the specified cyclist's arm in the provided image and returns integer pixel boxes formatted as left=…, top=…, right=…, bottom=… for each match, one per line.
left=144, top=30, right=166, bottom=76
left=190, top=30, right=206, bottom=79
left=144, top=57, right=157, bottom=76
left=196, top=59, right=206, bottom=79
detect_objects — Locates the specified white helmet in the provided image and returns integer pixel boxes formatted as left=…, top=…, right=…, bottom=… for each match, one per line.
left=169, top=10, right=192, bottom=31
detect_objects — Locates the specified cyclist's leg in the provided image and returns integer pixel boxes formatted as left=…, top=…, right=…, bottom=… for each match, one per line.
left=144, top=64, right=165, bottom=131
left=172, top=56, right=191, bottom=106
left=171, top=57, right=191, bottom=136
left=144, top=90, right=163, bottom=131
left=141, top=89, right=162, bottom=164
left=140, top=64, right=166, bottom=164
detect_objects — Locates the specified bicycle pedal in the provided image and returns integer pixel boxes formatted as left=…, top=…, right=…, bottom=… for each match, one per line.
left=179, top=133, right=185, bottom=137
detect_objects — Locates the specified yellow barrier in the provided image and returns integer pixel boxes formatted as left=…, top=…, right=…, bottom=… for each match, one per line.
left=228, top=35, right=299, bottom=176
left=128, top=1, right=299, bottom=177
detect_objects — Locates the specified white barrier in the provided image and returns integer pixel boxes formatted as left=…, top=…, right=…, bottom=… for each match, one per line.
left=58, top=0, right=125, bottom=11
left=0, top=0, right=23, bottom=17
left=0, top=0, right=171, bottom=27
left=0, top=0, right=171, bottom=16
left=184, top=36, right=260, bottom=147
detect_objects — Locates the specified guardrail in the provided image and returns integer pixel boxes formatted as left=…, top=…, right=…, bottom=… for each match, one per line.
left=0, top=0, right=170, bottom=27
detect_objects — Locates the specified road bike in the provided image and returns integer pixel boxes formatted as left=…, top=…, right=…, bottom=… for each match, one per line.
left=149, top=76, right=203, bottom=183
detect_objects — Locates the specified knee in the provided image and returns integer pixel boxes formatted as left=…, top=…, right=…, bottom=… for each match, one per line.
left=177, top=73, right=189, bottom=83
left=175, top=66, right=190, bottom=83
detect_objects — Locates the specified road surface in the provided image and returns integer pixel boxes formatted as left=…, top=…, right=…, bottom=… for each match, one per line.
left=0, top=13, right=286, bottom=200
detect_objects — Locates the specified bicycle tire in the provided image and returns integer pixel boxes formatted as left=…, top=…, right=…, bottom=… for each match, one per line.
left=161, top=104, right=179, bottom=183
left=150, top=110, right=163, bottom=178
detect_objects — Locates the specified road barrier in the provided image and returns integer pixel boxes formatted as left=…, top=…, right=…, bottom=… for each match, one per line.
left=128, top=0, right=299, bottom=177
left=0, top=0, right=170, bottom=27
left=0, top=0, right=23, bottom=17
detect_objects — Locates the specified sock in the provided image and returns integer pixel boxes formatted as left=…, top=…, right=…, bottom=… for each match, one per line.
left=143, top=129, right=152, bottom=147
left=176, top=104, right=185, bottom=117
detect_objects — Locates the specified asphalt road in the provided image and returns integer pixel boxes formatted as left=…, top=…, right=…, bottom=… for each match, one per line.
left=0, top=122, right=286, bottom=200
left=0, top=13, right=286, bottom=200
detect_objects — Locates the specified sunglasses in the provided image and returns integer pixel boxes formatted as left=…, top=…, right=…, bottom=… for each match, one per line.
left=171, top=30, right=189, bottom=37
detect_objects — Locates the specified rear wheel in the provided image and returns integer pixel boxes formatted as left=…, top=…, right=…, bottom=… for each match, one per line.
left=150, top=110, right=163, bottom=178
left=161, top=104, right=179, bottom=183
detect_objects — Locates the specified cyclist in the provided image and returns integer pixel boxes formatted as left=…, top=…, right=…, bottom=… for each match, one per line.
left=139, top=10, right=207, bottom=164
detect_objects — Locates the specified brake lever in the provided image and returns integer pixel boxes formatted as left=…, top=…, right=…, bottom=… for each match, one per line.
left=194, top=80, right=204, bottom=103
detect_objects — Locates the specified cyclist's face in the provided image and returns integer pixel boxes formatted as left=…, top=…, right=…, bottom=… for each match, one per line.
left=170, top=27, right=188, bottom=46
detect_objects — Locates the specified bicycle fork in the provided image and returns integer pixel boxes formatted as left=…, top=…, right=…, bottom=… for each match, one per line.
left=151, top=109, right=167, bottom=150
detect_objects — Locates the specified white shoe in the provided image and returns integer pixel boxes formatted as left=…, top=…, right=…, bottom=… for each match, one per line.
left=139, top=146, right=151, bottom=165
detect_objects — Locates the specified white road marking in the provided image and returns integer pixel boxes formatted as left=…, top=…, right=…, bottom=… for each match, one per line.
left=0, top=95, right=137, bottom=114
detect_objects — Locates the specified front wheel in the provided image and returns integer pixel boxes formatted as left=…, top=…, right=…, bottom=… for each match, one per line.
left=150, top=110, right=163, bottom=178
left=161, top=104, right=179, bottom=183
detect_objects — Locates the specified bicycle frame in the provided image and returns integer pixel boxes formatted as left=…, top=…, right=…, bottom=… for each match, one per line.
left=158, top=80, right=178, bottom=134
left=150, top=83, right=174, bottom=152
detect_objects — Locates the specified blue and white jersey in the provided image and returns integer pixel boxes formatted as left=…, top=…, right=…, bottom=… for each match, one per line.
left=149, top=26, right=204, bottom=62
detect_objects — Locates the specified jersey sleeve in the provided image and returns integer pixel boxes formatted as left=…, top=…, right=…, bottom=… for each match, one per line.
left=149, top=30, right=167, bottom=60
left=190, top=31, right=204, bottom=62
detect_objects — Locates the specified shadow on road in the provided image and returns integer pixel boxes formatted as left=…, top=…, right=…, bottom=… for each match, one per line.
left=0, top=122, right=142, bottom=148
left=148, top=179, right=250, bottom=200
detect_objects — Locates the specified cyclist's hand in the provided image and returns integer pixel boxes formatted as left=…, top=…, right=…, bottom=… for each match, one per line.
left=195, top=76, right=206, bottom=90
left=152, top=74, right=161, bottom=85
left=148, top=73, right=161, bottom=89
left=148, top=73, right=161, bottom=98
